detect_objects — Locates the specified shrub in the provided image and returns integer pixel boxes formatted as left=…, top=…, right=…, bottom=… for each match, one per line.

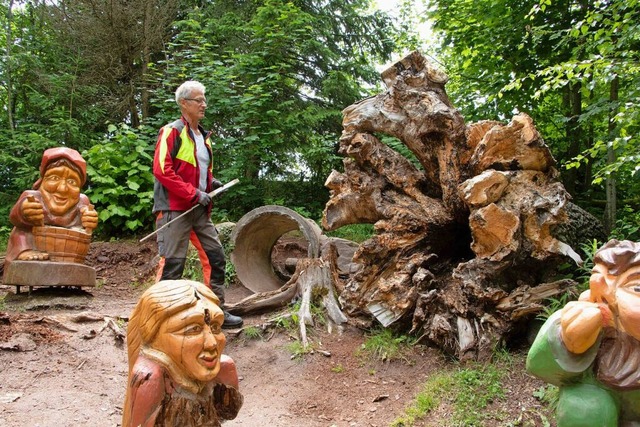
left=83, top=124, right=155, bottom=237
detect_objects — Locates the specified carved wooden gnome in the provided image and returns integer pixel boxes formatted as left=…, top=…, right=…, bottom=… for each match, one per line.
left=4, top=146, right=98, bottom=263
left=527, top=240, right=640, bottom=426
left=2, top=147, right=99, bottom=291
left=122, top=280, right=243, bottom=427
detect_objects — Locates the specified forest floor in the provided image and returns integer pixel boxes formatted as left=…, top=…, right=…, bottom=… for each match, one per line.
left=0, top=239, right=555, bottom=427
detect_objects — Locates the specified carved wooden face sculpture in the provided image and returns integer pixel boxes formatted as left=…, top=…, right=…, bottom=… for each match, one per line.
left=587, top=240, right=640, bottom=340
left=40, top=164, right=82, bottom=216
left=149, top=290, right=226, bottom=383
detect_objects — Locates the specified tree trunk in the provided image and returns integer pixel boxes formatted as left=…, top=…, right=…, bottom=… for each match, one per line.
left=604, top=76, right=619, bottom=234
left=321, top=51, right=603, bottom=360
left=4, top=0, right=15, bottom=131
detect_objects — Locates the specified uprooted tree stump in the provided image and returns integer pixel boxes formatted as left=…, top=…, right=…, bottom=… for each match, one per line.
left=321, top=51, right=605, bottom=361
left=227, top=51, right=605, bottom=361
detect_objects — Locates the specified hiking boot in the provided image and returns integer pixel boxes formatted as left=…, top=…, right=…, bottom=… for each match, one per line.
left=223, top=311, right=243, bottom=329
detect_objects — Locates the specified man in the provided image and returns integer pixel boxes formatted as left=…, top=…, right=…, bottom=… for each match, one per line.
left=152, top=80, right=243, bottom=328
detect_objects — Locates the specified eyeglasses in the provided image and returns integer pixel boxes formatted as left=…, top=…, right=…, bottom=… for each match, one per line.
left=184, top=97, right=207, bottom=105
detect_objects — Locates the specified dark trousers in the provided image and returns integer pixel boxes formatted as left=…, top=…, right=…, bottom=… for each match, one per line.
left=156, top=206, right=227, bottom=306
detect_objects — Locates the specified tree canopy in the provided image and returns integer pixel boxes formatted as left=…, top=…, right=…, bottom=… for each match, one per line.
left=425, top=0, right=639, bottom=237
left=0, top=0, right=637, bottom=241
left=0, top=0, right=399, bottom=236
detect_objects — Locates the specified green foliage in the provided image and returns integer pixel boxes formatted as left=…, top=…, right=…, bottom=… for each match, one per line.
left=258, top=180, right=330, bottom=223
left=330, top=363, right=344, bottom=373
left=286, top=340, right=314, bottom=360
left=392, top=362, right=506, bottom=427
left=216, top=222, right=238, bottom=286
left=0, top=0, right=403, bottom=238
left=358, top=328, right=416, bottom=362
left=533, top=384, right=559, bottom=411
left=452, top=366, right=505, bottom=424
left=149, top=0, right=399, bottom=218
left=83, top=124, right=155, bottom=237
left=611, top=206, right=640, bottom=241
left=325, top=223, right=375, bottom=243
left=539, top=238, right=601, bottom=320
left=0, top=0, right=111, bottom=208
left=427, top=0, right=640, bottom=228
left=390, top=375, right=446, bottom=426
left=269, top=312, right=298, bottom=334
left=242, top=326, right=263, bottom=340
left=0, top=226, right=11, bottom=253
left=530, top=0, right=640, bottom=181
left=574, top=239, right=602, bottom=288
left=182, top=246, right=206, bottom=283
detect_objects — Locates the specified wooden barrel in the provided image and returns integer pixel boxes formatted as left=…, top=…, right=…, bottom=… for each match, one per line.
left=33, top=226, right=91, bottom=263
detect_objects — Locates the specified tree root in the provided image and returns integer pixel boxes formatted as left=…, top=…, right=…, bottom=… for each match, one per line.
left=227, top=244, right=347, bottom=346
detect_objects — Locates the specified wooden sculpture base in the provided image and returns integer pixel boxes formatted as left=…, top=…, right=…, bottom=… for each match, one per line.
left=3, top=261, right=96, bottom=294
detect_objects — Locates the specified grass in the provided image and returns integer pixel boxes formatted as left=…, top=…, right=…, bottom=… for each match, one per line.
left=325, top=223, right=374, bottom=243
left=286, top=340, right=314, bottom=359
left=391, top=362, right=506, bottom=427
left=243, top=325, right=263, bottom=340
left=390, top=373, right=449, bottom=427
left=357, top=327, right=416, bottom=363
left=331, top=363, right=344, bottom=373
left=532, top=384, right=559, bottom=410
left=0, top=294, right=5, bottom=311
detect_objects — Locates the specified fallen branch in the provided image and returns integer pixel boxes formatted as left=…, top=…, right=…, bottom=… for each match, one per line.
left=100, top=317, right=125, bottom=342
left=34, top=316, right=79, bottom=332
left=83, top=316, right=125, bottom=343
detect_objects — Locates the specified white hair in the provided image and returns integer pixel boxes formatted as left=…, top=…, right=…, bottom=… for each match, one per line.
left=175, top=81, right=206, bottom=105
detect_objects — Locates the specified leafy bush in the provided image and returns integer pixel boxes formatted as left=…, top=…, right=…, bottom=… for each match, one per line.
left=0, top=225, right=11, bottom=252
left=612, top=206, right=640, bottom=241
left=83, top=124, right=156, bottom=237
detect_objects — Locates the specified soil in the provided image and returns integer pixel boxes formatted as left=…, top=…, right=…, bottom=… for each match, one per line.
left=0, top=239, right=554, bottom=427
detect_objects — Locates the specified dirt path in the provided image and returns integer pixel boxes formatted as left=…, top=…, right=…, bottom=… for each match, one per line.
left=0, top=240, right=552, bottom=427
left=0, top=290, right=442, bottom=427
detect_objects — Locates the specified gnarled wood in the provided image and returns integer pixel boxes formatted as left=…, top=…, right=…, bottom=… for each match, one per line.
left=322, top=51, right=604, bottom=360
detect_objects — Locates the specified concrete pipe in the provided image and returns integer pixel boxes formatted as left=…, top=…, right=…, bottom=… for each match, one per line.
left=230, top=205, right=323, bottom=293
